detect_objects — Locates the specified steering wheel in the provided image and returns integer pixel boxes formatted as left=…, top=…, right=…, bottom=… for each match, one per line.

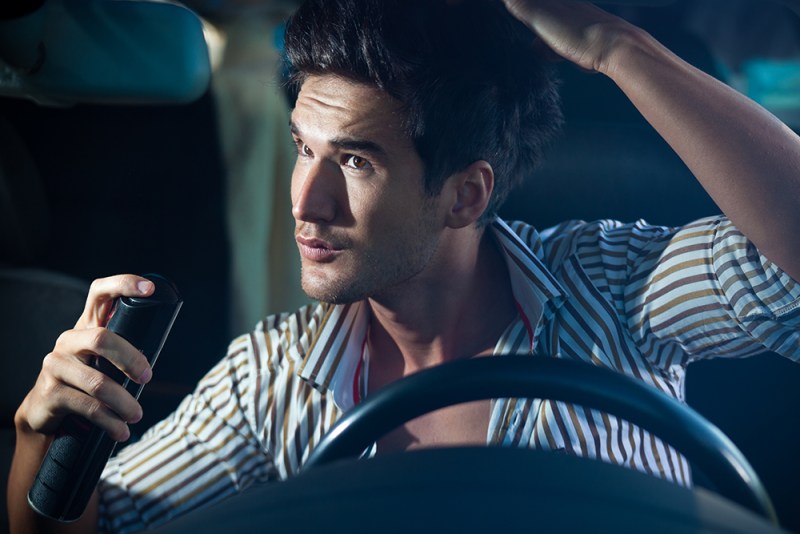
left=304, top=355, right=777, bottom=524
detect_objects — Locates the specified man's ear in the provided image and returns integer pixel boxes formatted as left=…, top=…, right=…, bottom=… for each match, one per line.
left=444, top=160, right=494, bottom=229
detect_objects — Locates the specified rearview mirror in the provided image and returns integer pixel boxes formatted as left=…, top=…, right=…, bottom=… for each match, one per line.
left=0, top=0, right=210, bottom=106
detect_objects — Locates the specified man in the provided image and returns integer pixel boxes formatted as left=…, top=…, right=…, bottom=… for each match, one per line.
left=8, top=0, right=800, bottom=532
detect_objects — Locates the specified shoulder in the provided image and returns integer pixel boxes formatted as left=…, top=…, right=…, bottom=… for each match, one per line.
left=506, top=217, right=677, bottom=270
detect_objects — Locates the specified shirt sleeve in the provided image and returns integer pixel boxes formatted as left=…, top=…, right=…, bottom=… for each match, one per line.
left=96, top=331, right=276, bottom=533
left=625, top=216, right=800, bottom=364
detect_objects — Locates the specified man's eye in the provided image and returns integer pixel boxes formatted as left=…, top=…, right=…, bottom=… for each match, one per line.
left=294, top=139, right=313, bottom=157
left=344, top=155, right=370, bottom=170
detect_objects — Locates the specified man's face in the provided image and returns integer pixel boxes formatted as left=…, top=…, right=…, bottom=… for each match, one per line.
left=290, top=74, right=446, bottom=304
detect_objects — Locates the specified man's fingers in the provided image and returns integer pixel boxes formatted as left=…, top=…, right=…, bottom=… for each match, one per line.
left=41, top=351, right=144, bottom=424
left=15, top=273, right=157, bottom=447
left=26, top=357, right=138, bottom=442
left=54, top=327, right=153, bottom=385
left=19, top=326, right=151, bottom=442
left=53, top=387, right=133, bottom=443
left=77, top=274, right=155, bottom=329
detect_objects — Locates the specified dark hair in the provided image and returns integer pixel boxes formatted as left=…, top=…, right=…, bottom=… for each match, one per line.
left=284, top=0, right=562, bottom=225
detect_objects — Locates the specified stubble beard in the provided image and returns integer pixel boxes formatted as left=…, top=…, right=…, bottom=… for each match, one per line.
left=300, top=204, right=441, bottom=305
left=300, top=237, right=440, bottom=305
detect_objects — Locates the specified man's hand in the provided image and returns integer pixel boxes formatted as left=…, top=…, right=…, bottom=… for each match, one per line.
left=8, top=274, right=155, bottom=534
left=501, top=0, right=638, bottom=74
left=16, top=274, right=155, bottom=442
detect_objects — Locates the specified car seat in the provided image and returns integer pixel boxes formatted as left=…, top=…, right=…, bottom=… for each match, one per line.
left=0, top=117, right=91, bottom=532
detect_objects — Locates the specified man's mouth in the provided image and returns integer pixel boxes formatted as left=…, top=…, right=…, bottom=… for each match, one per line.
left=296, top=236, right=343, bottom=262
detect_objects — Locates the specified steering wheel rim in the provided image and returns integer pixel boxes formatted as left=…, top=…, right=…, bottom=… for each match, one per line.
left=304, top=355, right=777, bottom=524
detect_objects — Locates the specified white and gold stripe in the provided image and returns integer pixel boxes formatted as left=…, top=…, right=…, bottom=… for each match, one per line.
left=98, top=215, right=800, bottom=532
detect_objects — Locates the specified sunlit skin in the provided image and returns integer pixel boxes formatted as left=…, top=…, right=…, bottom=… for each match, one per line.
left=289, top=74, right=515, bottom=366
left=290, top=75, right=445, bottom=305
left=290, top=74, right=517, bottom=451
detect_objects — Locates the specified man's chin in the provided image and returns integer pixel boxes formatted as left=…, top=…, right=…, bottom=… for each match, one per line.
left=303, top=291, right=364, bottom=306
left=301, top=278, right=365, bottom=305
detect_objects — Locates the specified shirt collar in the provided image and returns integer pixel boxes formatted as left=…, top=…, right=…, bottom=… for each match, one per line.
left=295, top=216, right=567, bottom=402
left=489, top=217, right=567, bottom=335
left=296, top=301, right=369, bottom=409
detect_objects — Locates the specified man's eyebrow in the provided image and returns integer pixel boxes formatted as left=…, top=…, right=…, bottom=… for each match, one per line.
left=290, top=121, right=388, bottom=159
left=329, top=137, right=387, bottom=158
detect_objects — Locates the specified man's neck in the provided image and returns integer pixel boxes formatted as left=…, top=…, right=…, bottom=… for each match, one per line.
left=366, top=228, right=516, bottom=390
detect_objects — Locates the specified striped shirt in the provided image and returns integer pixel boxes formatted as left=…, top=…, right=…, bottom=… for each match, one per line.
left=98, top=215, right=800, bottom=532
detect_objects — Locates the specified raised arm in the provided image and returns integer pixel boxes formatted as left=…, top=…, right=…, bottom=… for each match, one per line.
left=502, top=0, right=800, bottom=280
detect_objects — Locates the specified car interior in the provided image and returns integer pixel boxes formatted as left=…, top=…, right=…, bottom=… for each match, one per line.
left=1, top=0, right=799, bottom=532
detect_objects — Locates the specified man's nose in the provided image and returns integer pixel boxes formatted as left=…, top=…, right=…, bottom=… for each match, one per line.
left=291, top=160, right=339, bottom=223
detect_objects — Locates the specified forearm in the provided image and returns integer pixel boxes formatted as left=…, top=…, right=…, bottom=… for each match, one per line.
left=602, top=28, right=800, bottom=280
left=8, top=416, right=99, bottom=534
